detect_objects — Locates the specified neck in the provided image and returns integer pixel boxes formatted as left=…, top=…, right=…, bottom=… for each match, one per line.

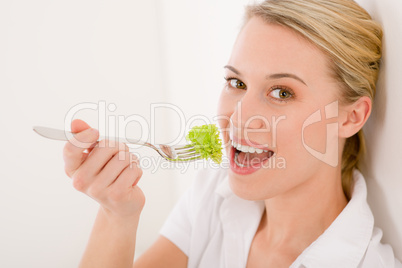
left=259, top=168, right=348, bottom=253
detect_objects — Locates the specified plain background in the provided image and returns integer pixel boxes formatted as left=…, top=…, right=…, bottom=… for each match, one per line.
left=0, top=0, right=400, bottom=267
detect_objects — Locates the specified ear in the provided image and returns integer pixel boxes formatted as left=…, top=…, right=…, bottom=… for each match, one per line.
left=339, top=96, right=372, bottom=138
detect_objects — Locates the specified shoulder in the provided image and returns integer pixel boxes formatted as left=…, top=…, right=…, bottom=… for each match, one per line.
left=359, top=227, right=402, bottom=268
left=293, top=170, right=401, bottom=268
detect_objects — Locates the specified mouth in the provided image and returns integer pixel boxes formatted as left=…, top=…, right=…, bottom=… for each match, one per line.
left=229, top=139, right=274, bottom=175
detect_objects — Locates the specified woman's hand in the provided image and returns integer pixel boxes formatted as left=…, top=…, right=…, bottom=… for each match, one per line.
left=63, top=119, right=145, bottom=219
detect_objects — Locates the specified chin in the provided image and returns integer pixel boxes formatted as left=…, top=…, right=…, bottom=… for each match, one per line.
left=227, top=170, right=279, bottom=201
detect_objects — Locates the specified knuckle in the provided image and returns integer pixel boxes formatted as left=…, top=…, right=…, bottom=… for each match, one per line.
left=119, top=142, right=129, bottom=152
left=129, top=154, right=140, bottom=168
left=129, top=160, right=142, bottom=172
left=117, top=150, right=127, bottom=159
left=63, top=142, right=75, bottom=159
left=127, top=163, right=142, bottom=180
left=137, top=167, right=143, bottom=177
left=126, top=151, right=135, bottom=164
left=64, top=166, right=73, bottom=178
left=114, top=142, right=129, bottom=152
left=87, top=184, right=102, bottom=198
left=135, top=168, right=143, bottom=180
left=116, top=151, right=131, bottom=164
left=129, top=152, right=138, bottom=161
left=99, top=139, right=124, bottom=154
left=98, top=139, right=109, bottom=148
left=99, top=139, right=117, bottom=149
left=72, top=171, right=88, bottom=192
left=72, top=178, right=85, bottom=192
left=96, top=140, right=113, bottom=156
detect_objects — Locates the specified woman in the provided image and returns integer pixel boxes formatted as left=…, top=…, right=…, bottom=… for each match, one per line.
left=63, top=0, right=401, bottom=267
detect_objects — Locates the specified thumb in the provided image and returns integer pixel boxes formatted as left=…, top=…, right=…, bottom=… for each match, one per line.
left=70, top=119, right=98, bottom=153
left=71, top=119, right=92, bottom=133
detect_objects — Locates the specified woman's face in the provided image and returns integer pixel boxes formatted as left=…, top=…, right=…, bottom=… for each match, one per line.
left=217, top=17, right=345, bottom=200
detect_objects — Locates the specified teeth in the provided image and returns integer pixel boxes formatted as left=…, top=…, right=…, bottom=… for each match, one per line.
left=231, top=140, right=268, bottom=154
left=234, top=151, right=246, bottom=167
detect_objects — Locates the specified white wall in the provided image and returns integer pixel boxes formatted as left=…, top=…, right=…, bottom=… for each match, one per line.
left=0, top=1, right=171, bottom=267
left=0, top=0, right=400, bottom=267
left=356, top=0, right=402, bottom=260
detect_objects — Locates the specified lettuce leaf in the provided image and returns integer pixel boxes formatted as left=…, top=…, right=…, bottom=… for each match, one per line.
left=186, top=124, right=223, bottom=164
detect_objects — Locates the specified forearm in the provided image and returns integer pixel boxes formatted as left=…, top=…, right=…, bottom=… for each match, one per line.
left=79, top=207, right=140, bottom=268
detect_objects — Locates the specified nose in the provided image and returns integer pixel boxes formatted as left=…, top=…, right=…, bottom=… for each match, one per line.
left=230, top=92, right=268, bottom=130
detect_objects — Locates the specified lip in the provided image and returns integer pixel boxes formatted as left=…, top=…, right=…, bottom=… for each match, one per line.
left=229, top=140, right=274, bottom=175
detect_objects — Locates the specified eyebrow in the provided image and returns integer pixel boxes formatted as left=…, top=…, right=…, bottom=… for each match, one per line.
left=268, top=73, right=307, bottom=86
left=224, top=65, right=307, bottom=86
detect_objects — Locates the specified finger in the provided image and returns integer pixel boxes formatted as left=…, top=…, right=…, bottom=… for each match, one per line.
left=71, top=119, right=98, bottom=154
left=84, top=152, right=137, bottom=200
left=79, top=140, right=128, bottom=177
left=71, top=119, right=91, bottom=133
left=129, top=158, right=142, bottom=187
left=63, top=127, right=99, bottom=177
left=113, top=160, right=143, bottom=190
left=96, top=151, right=136, bottom=188
left=68, top=118, right=99, bottom=150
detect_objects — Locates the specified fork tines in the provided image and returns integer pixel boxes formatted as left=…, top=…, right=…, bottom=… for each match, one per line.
left=175, top=145, right=201, bottom=160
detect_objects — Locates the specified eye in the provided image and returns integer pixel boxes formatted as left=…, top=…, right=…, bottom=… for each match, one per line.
left=269, top=86, right=294, bottom=101
left=225, top=77, right=247, bottom=90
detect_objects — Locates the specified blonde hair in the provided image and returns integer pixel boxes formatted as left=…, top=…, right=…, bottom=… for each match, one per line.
left=244, top=0, right=383, bottom=199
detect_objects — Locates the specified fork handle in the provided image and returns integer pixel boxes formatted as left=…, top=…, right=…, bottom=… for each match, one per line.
left=34, top=126, right=196, bottom=161
left=33, top=126, right=150, bottom=147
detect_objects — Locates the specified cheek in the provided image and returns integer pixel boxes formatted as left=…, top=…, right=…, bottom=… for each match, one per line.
left=274, top=109, right=335, bottom=164
left=273, top=115, right=304, bottom=153
left=302, top=120, right=329, bottom=153
left=216, top=90, right=237, bottom=142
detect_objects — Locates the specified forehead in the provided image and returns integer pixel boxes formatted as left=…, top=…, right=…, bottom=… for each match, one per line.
left=229, top=16, right=332, bottom=82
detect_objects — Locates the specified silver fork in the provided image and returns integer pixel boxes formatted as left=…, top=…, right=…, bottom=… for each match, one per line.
left=33, top=126, right=202, bottom=162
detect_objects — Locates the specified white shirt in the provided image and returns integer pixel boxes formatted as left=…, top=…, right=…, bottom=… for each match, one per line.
left=160, top=168, right=401, bottom=268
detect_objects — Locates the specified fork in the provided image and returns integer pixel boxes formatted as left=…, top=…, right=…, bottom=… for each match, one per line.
left=33, top=126, right=202, bottom=162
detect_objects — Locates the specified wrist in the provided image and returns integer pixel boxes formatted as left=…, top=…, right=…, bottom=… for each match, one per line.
left=79, top=206, right=140, bottom=268
left=98, top=206, right=141, bottom=230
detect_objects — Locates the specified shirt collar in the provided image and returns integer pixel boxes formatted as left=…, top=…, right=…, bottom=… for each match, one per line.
left=292, top=169, right=374, bottom=268
left=215, top=170, right=374, bottom=268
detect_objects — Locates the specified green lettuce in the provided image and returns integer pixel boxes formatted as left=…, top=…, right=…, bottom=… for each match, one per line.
left=186, top=124, right=223, bottom=164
